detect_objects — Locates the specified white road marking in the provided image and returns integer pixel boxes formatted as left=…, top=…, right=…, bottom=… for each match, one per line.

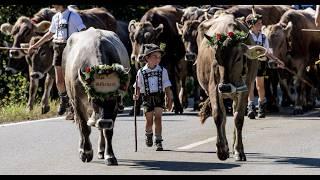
left=0, top=116, right=65, bottom=127
left=177, top=136, right=217, bottom=150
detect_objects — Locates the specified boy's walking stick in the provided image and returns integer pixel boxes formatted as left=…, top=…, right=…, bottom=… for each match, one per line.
left=134, top=75, right=138, bottom=152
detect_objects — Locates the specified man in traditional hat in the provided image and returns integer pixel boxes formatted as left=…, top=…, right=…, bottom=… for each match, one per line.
left=133, top=43, right=173, bottom=151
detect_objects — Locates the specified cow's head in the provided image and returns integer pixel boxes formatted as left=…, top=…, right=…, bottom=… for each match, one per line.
left=204, top=32, right=267, bottom=94
left=128, top=20, right=163, bottom=68
left=262, top=22, right=292, bottom=66
left=177, top=20, right=201, bottom=62
left=0, top=17, right=50, bottom=59
left=78, top=64, right=128, bottom=130
left=26, top=36, right=54, bottom=80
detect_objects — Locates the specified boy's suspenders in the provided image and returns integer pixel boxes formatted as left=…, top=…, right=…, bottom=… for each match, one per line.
left=141, top=66, right=163, bottom=95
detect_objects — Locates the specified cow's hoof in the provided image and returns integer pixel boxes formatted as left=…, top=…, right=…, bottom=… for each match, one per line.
left=41, top=106, right=50, bottom=114
left=234, top=152, right=246, bottom=161
left=97, top=152, right=104, bottom=159
left=217, top=151, right=229, bottom=161
left=79, top=150, right=93, bottom=163
left=105, top=157, right=118, bottom=166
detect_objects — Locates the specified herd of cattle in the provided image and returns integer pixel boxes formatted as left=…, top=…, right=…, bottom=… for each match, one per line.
left=1, top=5, right=320, bottom=164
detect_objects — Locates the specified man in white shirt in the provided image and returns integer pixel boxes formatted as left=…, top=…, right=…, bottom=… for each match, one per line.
left=28, top=5, right=86, bottom=116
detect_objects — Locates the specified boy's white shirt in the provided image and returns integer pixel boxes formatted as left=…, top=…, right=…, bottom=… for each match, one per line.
left=133, top=64, right=172, bottom=94
left=49, top=8, right=86, bottom=41
left=249, top=30, right=273, bottom=54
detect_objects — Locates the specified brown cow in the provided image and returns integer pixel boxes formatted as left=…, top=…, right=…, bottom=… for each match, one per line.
left=197, top=14, right=266, bottom=161
left=128, top=5, right=186, bottom=114
left=263, top=8, right=320, bottom=114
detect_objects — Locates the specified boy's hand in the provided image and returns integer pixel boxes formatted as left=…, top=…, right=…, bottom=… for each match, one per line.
left=165, top=94, right=173, bottom=111
left=133, top=94, right=139, bottom=101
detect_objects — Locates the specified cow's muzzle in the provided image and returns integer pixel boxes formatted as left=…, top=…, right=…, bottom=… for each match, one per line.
left=185, top=52, right=196, bottom=61
left=9, top=50, right=25, bottom=59
left=30, top=72, right=44, bottom=79
left=95, top=119, right=114, bottom=130
left=218, top=83, right=248, bottom=94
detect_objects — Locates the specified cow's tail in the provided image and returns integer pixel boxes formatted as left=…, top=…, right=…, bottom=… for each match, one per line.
left=199, top=97, right=211, bottom=124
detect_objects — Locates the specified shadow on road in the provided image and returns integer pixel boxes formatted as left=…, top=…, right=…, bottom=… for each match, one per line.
left=246, top=153, right=320, bottom=168
left=118, top=159, right=240, bottom=171
left=275, top=157, right=320, bottom=168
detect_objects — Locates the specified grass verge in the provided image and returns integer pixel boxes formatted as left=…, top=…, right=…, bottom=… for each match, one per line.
left=0, top=100, right=60, bottom=124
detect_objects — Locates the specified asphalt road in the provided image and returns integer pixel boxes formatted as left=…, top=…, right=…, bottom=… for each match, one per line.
left=0, top=107, right=320, bottom=175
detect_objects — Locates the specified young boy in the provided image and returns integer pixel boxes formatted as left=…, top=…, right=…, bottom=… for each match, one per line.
left=245, top=13, right=284, bottom=119
left=133, top=44, right=173, bottom=151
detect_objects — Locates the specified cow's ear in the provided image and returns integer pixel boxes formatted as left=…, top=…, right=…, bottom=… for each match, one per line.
left=35, top=21, right=51, bottom=33
left=176, top=22, right=183, bottom=35
left=0, top=23, right=13, bottom=35
left=128, top=20, right=136, bottom=33
left=154, top=24, right=163, bottom=38
left=284, top=21, right=293, bottom=38
left=261, top=25, right=266, bottom=32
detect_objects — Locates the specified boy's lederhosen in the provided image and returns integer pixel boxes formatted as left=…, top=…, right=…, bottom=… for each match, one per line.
left=52, top=11, right=72, bottom=66
left=256, top=34, right=267, bottom=77
left=141, top=67, right=165, bottom=112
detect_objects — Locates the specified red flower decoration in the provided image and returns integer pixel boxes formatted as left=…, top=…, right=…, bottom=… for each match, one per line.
left=216, top=33, right=222, bottom=40
left=227, top=32, right=234, bottom=37
left=85, top=67, right=91, bottom=73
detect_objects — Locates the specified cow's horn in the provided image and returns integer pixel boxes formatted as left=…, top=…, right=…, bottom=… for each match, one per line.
left=252, top=5, right=256, bottom=17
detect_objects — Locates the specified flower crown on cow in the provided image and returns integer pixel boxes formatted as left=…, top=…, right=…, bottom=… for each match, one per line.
left=206, top=31, right=248, bottom=47
left=80, top=64, right=129, bottom=100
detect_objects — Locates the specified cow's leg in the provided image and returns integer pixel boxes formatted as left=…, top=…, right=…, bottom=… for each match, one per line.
left=179, top=60, right=188, bottom=108
left=97, top=130, right=105, bottom=159
left=103, top=127, right=118, bottom=166
left=210, top=91, right=229, bottom=161
left=27, top=78, right=39, bottom=111
left=73, top=99, right=93, bottom=163
left=169, top=65, right=183, bottom=114
left=293, top=67, right=305, bottom=115
left=41, top=73, right=54, bottom=114
left=232, top=95, right=246, bottom=161
left=192, top=64, right=201, bottom=111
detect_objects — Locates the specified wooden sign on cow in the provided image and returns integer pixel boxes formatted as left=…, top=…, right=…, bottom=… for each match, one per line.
left=93, top=73, right=120, bottom=94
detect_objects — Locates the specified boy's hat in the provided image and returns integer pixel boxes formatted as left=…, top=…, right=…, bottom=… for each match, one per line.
left=142, top=44, right=164, bottom=61
left=245, top=13, right=263, bottom=28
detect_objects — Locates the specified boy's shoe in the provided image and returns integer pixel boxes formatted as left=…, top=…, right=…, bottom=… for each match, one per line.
left=145, top=133, right=153, bottom=147
left=155, top=139, right=163, bottom=151
left=258, top=100, right=267, bottom=118
left=247, top=103, right=256, bottom=119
